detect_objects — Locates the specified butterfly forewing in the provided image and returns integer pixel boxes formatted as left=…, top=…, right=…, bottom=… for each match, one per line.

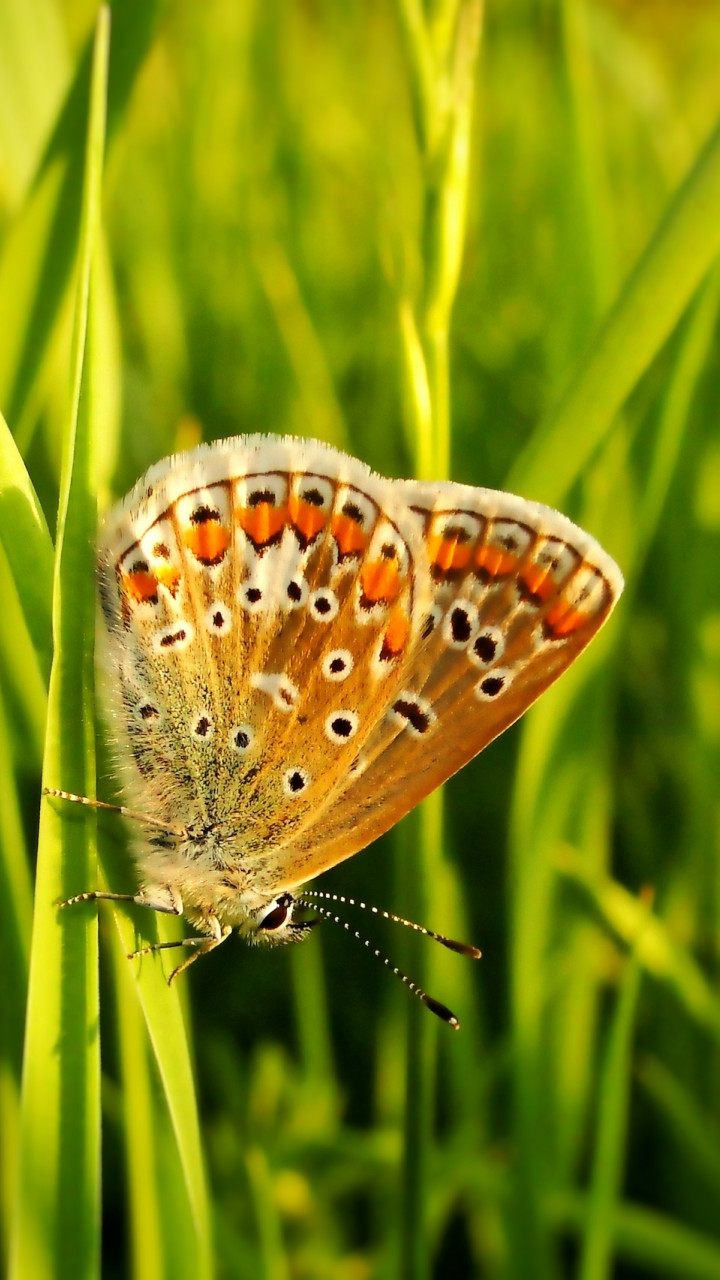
left=99, top=435, right=622, bottom=903
left=265, top=475, right=622, bottom=888
left=101, top=439, right=428, bottom=867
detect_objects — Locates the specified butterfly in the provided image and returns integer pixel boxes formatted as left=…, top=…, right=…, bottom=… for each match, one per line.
left=52, top=434, right=623, bottom=1024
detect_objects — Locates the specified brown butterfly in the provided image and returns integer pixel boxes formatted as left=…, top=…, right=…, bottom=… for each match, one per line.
left=50, top=435, right=622, bottom=1025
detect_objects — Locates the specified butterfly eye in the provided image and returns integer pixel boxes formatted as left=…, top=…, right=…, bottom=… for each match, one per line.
left=259, top=902, right=289, bottom=931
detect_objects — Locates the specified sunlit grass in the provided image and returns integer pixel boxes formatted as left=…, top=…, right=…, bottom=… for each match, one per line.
left=1, top=1, right=720, bottom=1277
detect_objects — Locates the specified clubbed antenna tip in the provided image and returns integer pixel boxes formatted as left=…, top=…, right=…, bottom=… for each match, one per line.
left=299, top=892, right=479, bottom=1030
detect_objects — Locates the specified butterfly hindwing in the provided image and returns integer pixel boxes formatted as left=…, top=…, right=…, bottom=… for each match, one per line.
left=266, top=478, right=621, bottom=888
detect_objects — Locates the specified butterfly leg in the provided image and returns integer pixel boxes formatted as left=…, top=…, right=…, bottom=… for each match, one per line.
left=128, top=916, right=232, bottom=984
left=43, top=787, right=185, bottom=838
left=58, top=886, right=184, bottom=915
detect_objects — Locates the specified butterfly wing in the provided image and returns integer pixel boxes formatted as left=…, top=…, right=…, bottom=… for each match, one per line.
left=99, top=437, right=431, bottom=858
left=266, top=476, right=623, bottom=890
left=99, top=437, right=622, bottom=899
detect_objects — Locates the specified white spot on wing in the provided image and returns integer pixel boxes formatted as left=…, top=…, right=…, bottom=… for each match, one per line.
left=282, top=766, right=310, bottom=796
left=284, top=577, right=308, bottom=610
left=235, top=473, right=288, bottom=509
left=205, top=602, right=232, bottom=634
left=388, top=692, right=435, bottom=738
left=324, top=710, right=359, bottom=744
left=309, top=588, right=339, bottom=622
left=475, top=668, right=514, bottom=701
left=442, top=598, right=479, bottom=649
left=251, top=672, right=299, bottom=712
left=153, top=621, right=195, bottom=653
left=238, top=580, right=265, bottom=612
left=229, top=724, right=254, bottom=754
left=322, top=649, right=353, bottom=681
left=468, top=626, right=505, bottom=668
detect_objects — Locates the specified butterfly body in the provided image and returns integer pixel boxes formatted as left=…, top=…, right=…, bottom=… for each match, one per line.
left=95, top=434, right=623, bottom=947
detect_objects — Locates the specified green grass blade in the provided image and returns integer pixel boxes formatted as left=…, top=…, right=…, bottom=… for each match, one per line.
left=556, top=853, right=720, bottom=1041
left=0, top=0, right=70, bottom=207
left=638, top=1056, right=720, bottom=1198
left=0, top=514, right=46, bottom=1270
left=252, top=237, right=349, bottom=449
left=9, top=14, right=109, bottom=1278
left=89, top=740, right=213, bottom=1276
left=552, top=1193, right=720, bottom=1280
left=0, top=0, right=159, bottom=447
left=0, top=690, right=33, bottom=1270
left=0, top=541, right=47, bottom=769
left=110, top=931, right=166, bottom=1280
left=507, top=115, right=720, bottom=505
left=502, top=199, right=714, bottom=1263
left=560, top=0, right=617, bottom=314
left=105, top=910, right=214, bottom=1279
left=394, top=7, right=482, bottom=1275
left=632, top=263, right=720, bottom=573
left=579, top=943, right=643, bottom=1280
left=0, top=409, right=53, bottom=680
left=246, top=1146, right=290, bottom=1280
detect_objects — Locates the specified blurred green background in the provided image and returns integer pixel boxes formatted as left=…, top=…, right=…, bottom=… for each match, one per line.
left=1, top=1, right=720, bottom=1277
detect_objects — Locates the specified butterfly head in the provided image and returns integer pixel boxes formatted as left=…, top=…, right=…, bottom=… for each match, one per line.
left=241, top=891, right=314, bottom=947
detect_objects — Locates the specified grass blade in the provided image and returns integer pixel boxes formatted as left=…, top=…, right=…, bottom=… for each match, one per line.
left=579, top=939, right=643, bottom=1280
left=394, top=6, right=483, bottom=1276
left=0, top=689, right=33, bottom=1270
left=110, top=930, right=166, bottom=1280
left=9, top=14, right=109, bottom=1277
left=552, top=1193, right=720, bottom=1280
left=105, top=909, right=214, bottom=1279
left=0, top=409, right=53, bottom=680
left=0, top=0, right=70, bottom=206
left=507, top=114, right=720, bottom=505
left=556, top=852, right=720, bottom=1040
left=0, top=0, right=159, bottom=448
left=89, top=747, right=213, bottom=1275
left=638, top=1056, right=720, bottom=1198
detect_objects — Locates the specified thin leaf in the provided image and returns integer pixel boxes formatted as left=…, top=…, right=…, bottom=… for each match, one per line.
left=556, top=852, right=720, bottom=1041
left=0, top=691, right=33, bottom=1271
left=110, top=931, right=166, bottom=1280
left=106, top=910, right=214, bottom=1279
left=0, top=409, right=53, bottom=680
left=9, top=15, right=109, bottom=1278
left=638, top=1056, right=720, bottom=1199
left=552, top=1193, right=720, bottom=1280
left=0, top=0, right=160, bottom=447
left=0, top=0, right=70, bottom=206
left=507, top=115, right=720, bottom=505
left=579, top=939, right=643, bottom=1280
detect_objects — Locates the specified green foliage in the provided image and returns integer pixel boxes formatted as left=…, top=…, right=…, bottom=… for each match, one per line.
left=1, top=1, right=720, bottom=1277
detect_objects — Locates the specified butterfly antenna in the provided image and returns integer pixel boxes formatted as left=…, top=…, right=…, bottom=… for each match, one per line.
left=298, top=897, right=464, bottom=1030
left=301, top=889, right=481, bottom=959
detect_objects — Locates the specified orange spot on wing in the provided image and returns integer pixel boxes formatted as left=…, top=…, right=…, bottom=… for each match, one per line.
left=332, top=512, right=367, bottom=557
left=288, top=495, right=327, bottom=541
left=361, top=558, right=401, bottom=604
left=544, top=599, right=589, bottom=637
left=237, top=504, right=287, bottom=547
left=427, top=534, right=473, bottom=574
left=124, top=569, right=159, bottom=603
left=380, top=608, right=410, bottom=658
left=475, top=544, right=518, bottom=577
left=184, top=520, right=231, bottom=565
left=520, top=563, right=556, bottom=602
